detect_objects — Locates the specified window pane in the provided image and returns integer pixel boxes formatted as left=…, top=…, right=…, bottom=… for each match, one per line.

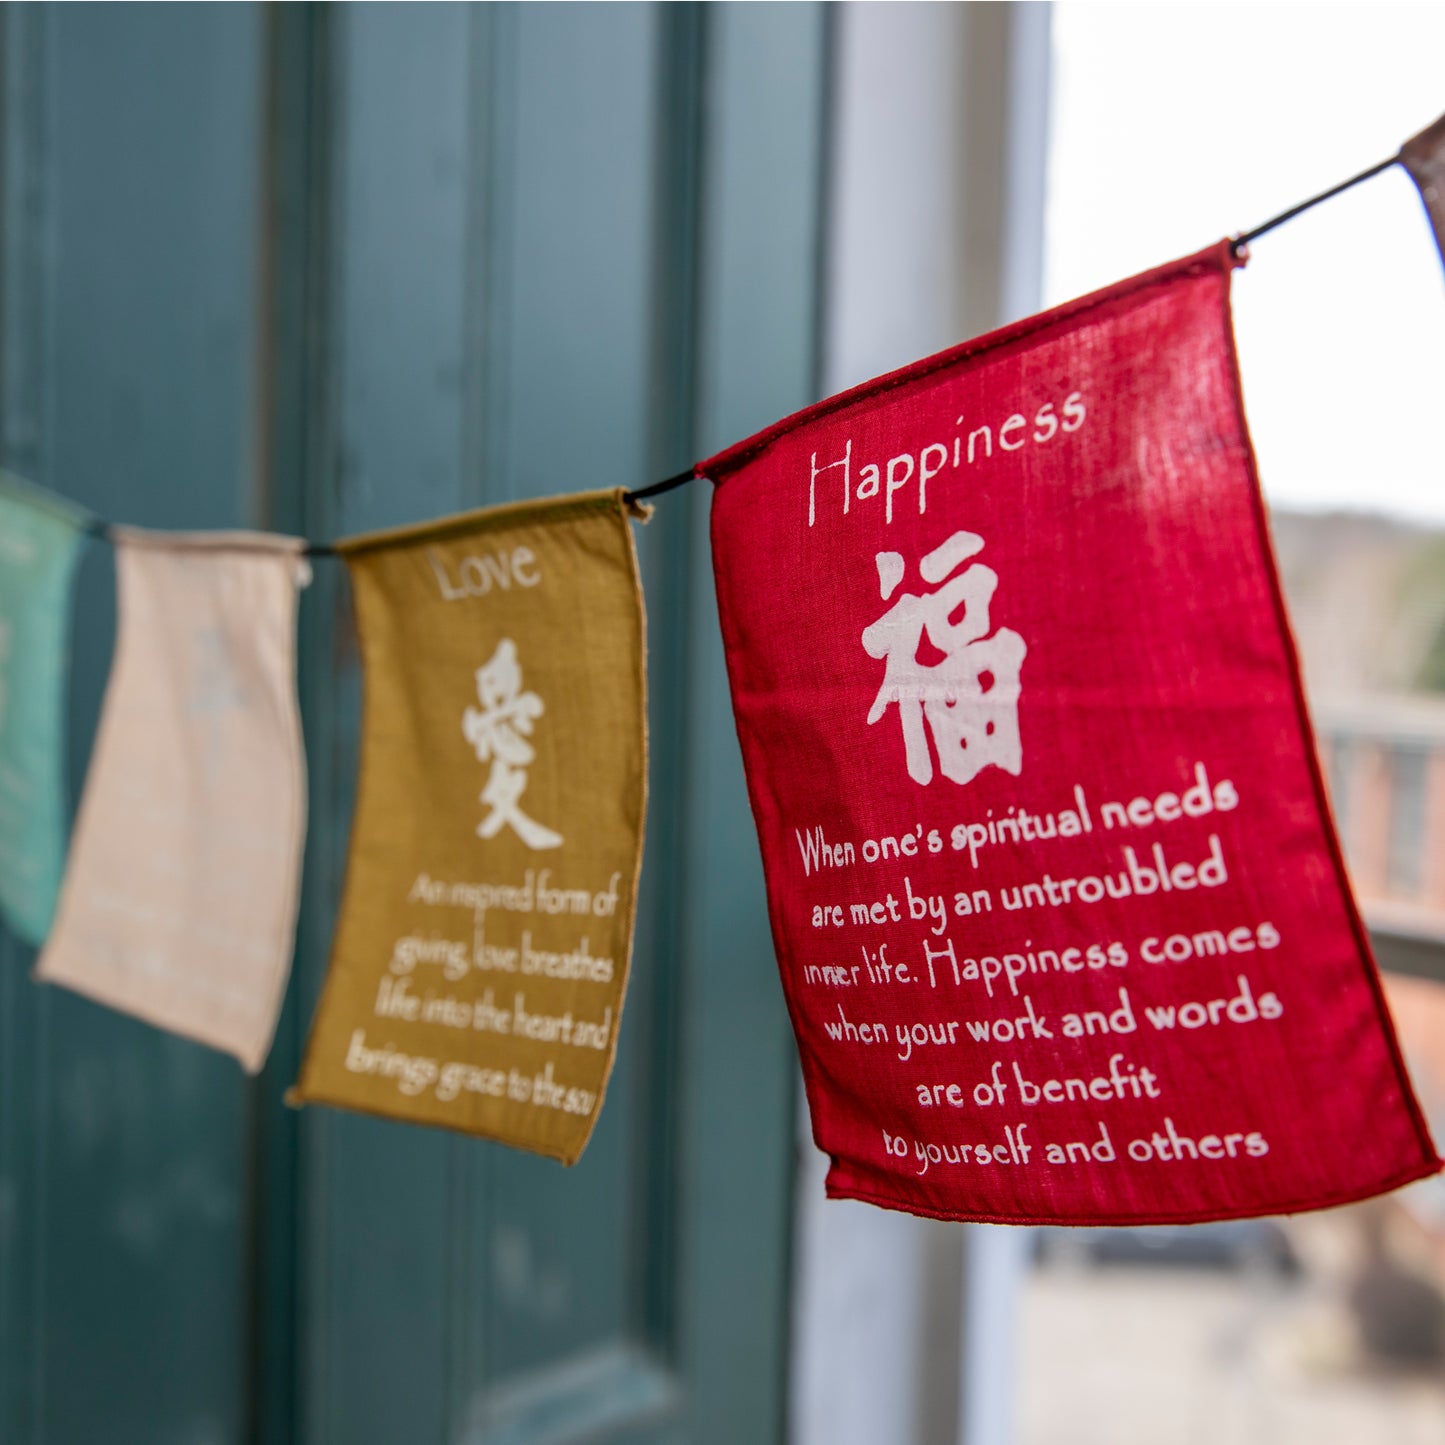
left=1024, top=7, right=1445, bottom=1440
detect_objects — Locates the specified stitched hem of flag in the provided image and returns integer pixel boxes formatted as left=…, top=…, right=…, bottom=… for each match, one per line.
left=1216, top=252, right=1442, bottom=1174
left=283, top=1084, right=598, bottom=1165
left=699, top=242, right=1244, bottom=485
left=36, top=963, right=280, bottom=1074
left=824, top=1157, right=1444, bottom=1229
left=335, top=487, right=646, bottom=556
left=556, top=497, right=649, bottom=1166
left=107, top=526, right=307, bottom=553
left=708, top=240, right=1442, bottom=1219
left=290, top=490, right=648, bottom=1165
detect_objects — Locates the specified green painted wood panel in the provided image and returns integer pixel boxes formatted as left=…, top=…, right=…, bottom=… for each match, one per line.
left=0, top=5, right=267, bottom=1443
left=676, top=11, right=830, bottom=1438
left=0, top=5, right=830, bottom=1441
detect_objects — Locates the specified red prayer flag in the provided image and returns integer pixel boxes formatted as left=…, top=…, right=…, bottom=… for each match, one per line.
left=705, top=243, right=1440, bottom=1225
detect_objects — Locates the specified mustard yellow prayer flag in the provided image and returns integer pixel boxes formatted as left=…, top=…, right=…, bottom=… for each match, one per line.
left=290, top=489, right=647, bottom=1164
left=37, top=530, right=311, bottom=1071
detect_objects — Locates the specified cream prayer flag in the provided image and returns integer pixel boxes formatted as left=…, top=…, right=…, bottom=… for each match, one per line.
left=290, top=490, right=647, bottom=1164
left=37, top=529, right=311, bottom=1072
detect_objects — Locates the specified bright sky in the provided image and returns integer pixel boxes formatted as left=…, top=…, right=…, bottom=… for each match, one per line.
left=1046, top=1, right=1445, bottom=526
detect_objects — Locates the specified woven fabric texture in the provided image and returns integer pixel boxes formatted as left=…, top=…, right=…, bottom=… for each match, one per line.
left=38, top=530, right=310, bottom=1072
left=706, top=243, right=1439, bottom=1225
left=291, top=490, right=647, bottom=1164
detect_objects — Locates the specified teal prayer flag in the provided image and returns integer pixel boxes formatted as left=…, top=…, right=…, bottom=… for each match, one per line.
left=0, top=473, right=88, bottom=945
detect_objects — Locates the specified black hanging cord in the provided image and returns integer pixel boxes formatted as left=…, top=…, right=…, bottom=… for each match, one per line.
left=625, top=466, right=700, bottom=504
left=1231, top=154, right=1399, bottom=254
left=55, top=152, right=1411, bottom=550
left=611, top=155, right=1402, bottom=498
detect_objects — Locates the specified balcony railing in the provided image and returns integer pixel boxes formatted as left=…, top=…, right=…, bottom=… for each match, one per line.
left=1316, top=695, right=1445, bottom=984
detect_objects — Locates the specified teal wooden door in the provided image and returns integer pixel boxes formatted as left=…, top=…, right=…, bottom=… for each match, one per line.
left=0, top=4, right=827, bottom=1442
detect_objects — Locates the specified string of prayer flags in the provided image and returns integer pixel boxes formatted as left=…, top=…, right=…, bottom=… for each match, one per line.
left=704, top=242, right=1441, bottom=1226
left=289, top=490, right=647, bottom=1164
left=37, top=530, right=311, bottom=1072
left=1402, top=112, right=1445, bottom=271
left=1, top=127, right=1439, bottom=1178
left=0, top=474, right=90, bottom=946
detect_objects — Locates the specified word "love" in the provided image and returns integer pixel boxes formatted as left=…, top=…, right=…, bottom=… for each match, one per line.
left=426, top=545, right=540, bottom=600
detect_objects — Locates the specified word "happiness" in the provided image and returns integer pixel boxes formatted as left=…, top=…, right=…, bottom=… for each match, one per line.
left=808, top=391, right=1086, bottom=526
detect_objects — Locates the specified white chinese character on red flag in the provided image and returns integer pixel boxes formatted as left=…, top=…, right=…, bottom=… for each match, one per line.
left=861, top=530, right=1026, bottom=786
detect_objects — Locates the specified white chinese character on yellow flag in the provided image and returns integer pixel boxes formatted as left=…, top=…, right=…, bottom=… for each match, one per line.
left=861, top=530, right=1026, bottom=786
left=462, top=637, right=563, bottom=849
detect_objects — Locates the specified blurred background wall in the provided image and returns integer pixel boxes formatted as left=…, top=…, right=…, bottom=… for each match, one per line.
left=0, top=5, right=834, bottom=1442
